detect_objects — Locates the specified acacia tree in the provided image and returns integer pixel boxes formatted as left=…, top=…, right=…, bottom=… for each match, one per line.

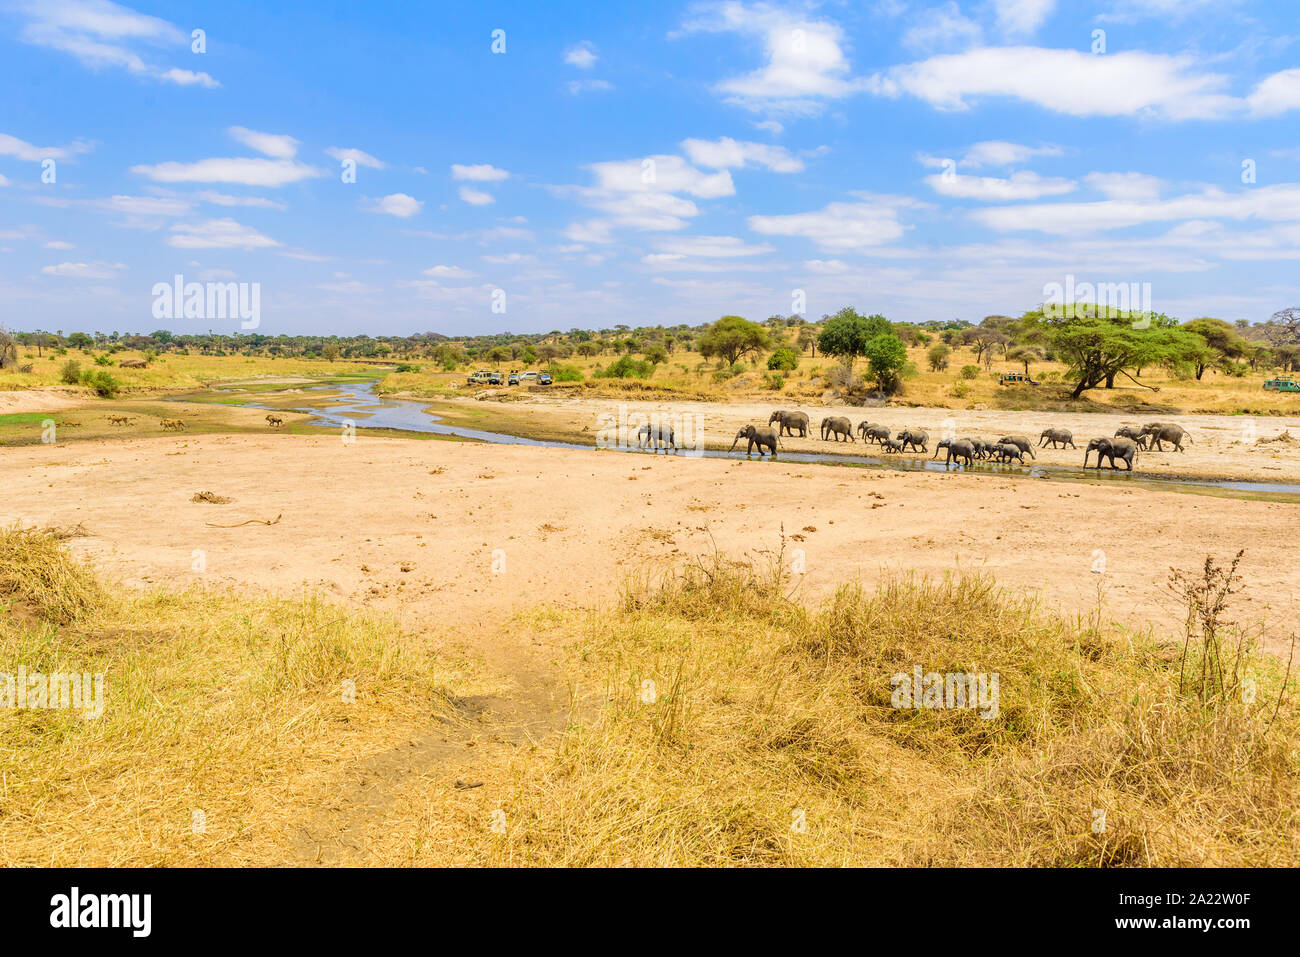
left=864, top=334, right=908, bottom=394
left=697, top=315, right=771, bottom=365
left=1022, top=308, right=1199, bottom=398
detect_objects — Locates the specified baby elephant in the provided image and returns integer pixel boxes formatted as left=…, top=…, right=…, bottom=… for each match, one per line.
left=266, top=414, right=285, bottom=428
left=1039, top=427, right=1076, bottom=449
left=731, top=424, right=779, bottom=456
left=993, top=442, right=1027, bottom=464
left=1114, top=425, right=1150, bottom=450
left=880, top=437, right=905, bottom=454
left=863, top=423, right=891, bottom=445
left=1085, top=436, right=1138, bottom=471
left=998, top=435, right=1036, bottom=459
left=821, top=416, right=854, bottom=442
left=1141, top=422, right=1192, bottom=452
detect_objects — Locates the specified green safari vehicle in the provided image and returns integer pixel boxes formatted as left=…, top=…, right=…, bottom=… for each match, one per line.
left=1264, top=377, right=1300, bottom=393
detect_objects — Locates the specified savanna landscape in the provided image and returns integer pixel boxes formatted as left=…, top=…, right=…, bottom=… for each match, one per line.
left=5, top=3, right=1300, bottom=926
left=2, top=308, right=1299, bottom=869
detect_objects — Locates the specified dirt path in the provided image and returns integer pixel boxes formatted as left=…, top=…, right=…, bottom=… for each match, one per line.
left=3, top=432, right=1298, bottom=657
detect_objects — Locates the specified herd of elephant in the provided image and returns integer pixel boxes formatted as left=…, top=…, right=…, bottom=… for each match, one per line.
left=722, top=411, right=1195, bottom=471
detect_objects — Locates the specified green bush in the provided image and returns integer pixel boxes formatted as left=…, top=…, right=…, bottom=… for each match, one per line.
left=59, top=360, right=82, bottom=385
left=79, top=370, right=121, bottom=398
left=764, top=373, right=785, bottom=390
left=767, top=347, right=799, bottom=372
left=394, top=363, right=421, bottom=373
left=545, top=363, right=584, bottom=382
left=93, top=354, right=113, bottom=366
left=595, top=356, right=653, bottom=379
left=960, top=365, right=981, bottom=380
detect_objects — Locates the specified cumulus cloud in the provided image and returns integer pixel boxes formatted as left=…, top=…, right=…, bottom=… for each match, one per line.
left=227, top=126, right=299, bottom=159
left=459, top=186, right=494, bottom=206
left=369, top=193, right=423, bottom=218
left=749, top=194, right=924, bottom=250
left=325, top=147, right=386, bottom=169
left=133, top=157, right=323, bottom=186
left=680, top=136, right=805, bottom=172
left=0, top=131, right=92, bottom=162
left=926, top=170, right=1076, bottom=201
left=564, top=42, right=597, bottom=68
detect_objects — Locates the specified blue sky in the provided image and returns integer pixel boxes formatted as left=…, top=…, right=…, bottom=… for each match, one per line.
left=2, top=0, right=1299, bottom=336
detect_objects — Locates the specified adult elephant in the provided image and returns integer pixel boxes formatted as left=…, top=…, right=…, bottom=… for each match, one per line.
left=1084, top=436, right=1138, bottom=471
left=1039, top=428, right=1076, bottom=449
left=1141, top=422, right=1191, bottom=452
left=863, top=424, right=891, bottom=445
left=637, top=422, right=675, bottom=450
left=933, top=437, right=975, bottom=467
left=730, top=424, right=779, bottom=456
left=998, top=435, right=1036, bottom=459
left=821, top=416, right=854, bottom=442
left=768, top=410, right=809, bottom=437
left=896, top=429, right=928, bottom=453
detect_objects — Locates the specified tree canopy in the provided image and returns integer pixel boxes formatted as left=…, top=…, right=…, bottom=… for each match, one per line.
left=817, top=307, right=891, bottom=364
left=697, top=315, right=771, bottom=365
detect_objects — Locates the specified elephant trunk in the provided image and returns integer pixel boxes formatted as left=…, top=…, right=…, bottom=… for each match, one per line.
left=729, top=435, right=741, bottom=451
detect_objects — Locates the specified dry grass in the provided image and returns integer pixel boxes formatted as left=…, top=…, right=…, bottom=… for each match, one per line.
left=368, top=546, right=1298, bottom=867
left=0, top=528, right=488, bottom=866
left=3, top=530, right=1295, bottom=866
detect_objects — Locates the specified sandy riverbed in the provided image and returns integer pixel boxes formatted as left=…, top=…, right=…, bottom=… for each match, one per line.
left=2, top=432, right=1297, bottom=658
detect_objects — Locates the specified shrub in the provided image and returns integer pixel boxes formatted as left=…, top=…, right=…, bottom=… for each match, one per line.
left=93, top=354, right=113, bottom=366
left=594, top=356, right=653, bottom=380
left=545, top=362, right=584, bottom=382
left=767, top=347, right=799, bottom=372
left=764, top=373, right=785, bottom=390
left=960, top=364, right=981, bottom=380
left=59, top=360, right=82, bottom=385
left=394, top=363, right=421, bottom=373
left=79, top=370, right=121, bottom=398
left=927, top=343, right=951, bottom=372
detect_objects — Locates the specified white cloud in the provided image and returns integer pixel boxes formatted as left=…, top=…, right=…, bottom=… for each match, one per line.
left=196, top=191, right=287, bottom=210
left=451, top=164, right=510, bottom=182
left=44, top=240, right=74, bottom=249
left=422, top=265, right=474, bottom=278
left=679, top=1, right=866, bottom=114
left=960, top=140, right=1063, bottom=168
left=749, top=194, right=922, bottom=250
left=0, top=131, right=91, bottom=162
left=652, top=235, right=775, bottom=257
left=167, top=218, right=279, bottom=249
left=1248, top=69, right=1300, bottom=117
left=587, top=155, right=734, bottom=198
left=564, top=42, right=598, bottom=68
left=1083, top=172, right=1164, bottom=201
left=41, top=260, right=126, bottom=278
left=902, top=2, right=982, bottom=53
left=459, top=186, right=495, bottom=206
left=971, top=184, right=1300, bottom=234
left=325, top=147, right=386, bottom=169
left=680, top=136, right=805, bottom=172
left=370, top=193, right=423, bottom=218
left=227, top=126, right=299, bottom=159
left=926, top=170, right=1076, bottom=201
left=991, top=0, right=1056, bottom=38
left=868, top=47, right=1238, bottom=120
left=14, top=0, right=219, bottom=87
left=132, top=157, right=324, bottom=186
left=0, top=174, right=9, bottom=187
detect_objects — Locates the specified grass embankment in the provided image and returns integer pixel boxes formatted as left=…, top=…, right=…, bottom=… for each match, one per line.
left=0, top=526, right=490, bottom=866
left=3, top=531, right=1295, bottom=866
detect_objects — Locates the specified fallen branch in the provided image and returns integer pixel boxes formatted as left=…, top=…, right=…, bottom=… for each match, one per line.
left=204, top=514, right=283, bottom=528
